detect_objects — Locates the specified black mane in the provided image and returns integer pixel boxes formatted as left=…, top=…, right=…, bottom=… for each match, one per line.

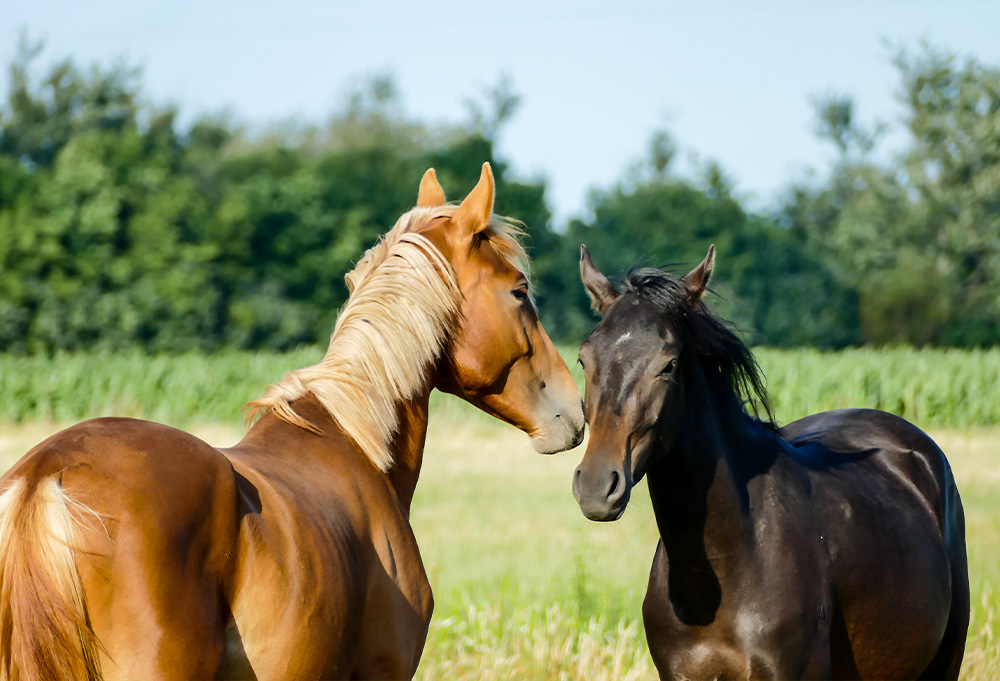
left=622, top=266, right=776, bottom=430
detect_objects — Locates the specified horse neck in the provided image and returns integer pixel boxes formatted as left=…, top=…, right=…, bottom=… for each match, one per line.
left=646, top=356, right=774, bottom=581
left=385, top=390, right=431, bottom=516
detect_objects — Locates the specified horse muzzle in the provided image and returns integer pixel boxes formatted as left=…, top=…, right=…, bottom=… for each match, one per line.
left=529, top=396, right=585, bottom=455
left=572, top=459, right=631, bottom=521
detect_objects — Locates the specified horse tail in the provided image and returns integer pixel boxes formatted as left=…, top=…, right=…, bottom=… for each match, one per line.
left=0, top=477, right=103, bottom=681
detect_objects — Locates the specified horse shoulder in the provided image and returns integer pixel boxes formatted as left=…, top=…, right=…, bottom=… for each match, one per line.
left=643, top=529, right=831, bottom=680
left=220, top=443, right=431, bottom=679
left=644, top=450, right=835, bottom=679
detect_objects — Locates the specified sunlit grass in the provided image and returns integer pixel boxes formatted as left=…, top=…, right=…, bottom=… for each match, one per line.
left=6, top=416, right=991, bottom=678
left=756, top=347, right=1000, bottom=428
left=412, top=418, right=999, bottom=681
left=416, top=603, right=655, bottom=681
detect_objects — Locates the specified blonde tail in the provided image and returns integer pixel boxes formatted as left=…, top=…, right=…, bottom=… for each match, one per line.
left=0, top=478, right=103, bottom=681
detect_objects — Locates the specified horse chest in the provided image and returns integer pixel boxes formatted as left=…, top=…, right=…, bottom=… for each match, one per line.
left=643, top=547, right=827, bottom=680
left=648, top=612, right=825, bottom=681
left=644, top=606, right=786, bottom=681
left=657, top=642, right=759, bottom=681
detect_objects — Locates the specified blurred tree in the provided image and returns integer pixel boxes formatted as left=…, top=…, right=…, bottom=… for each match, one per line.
left=0, top=33, right=140, bottom=170
left=5, top=39, right=999, bottom=352
left=896, top=44, right=1000, bottom=344
left=464, top=73, right=521, bottom=142
left=780, top=43, right=1000, bottom=346
left=0, top=45, right=555, bottom=352
left=551, top=136, right=859, bottom=346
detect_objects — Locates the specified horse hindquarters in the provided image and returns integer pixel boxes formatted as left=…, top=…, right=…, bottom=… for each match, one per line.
left=918, top=466, right=969, bottom=681
left=1, top=419, right=243, bottom=680
left=787, top=410, right=970, bottom=680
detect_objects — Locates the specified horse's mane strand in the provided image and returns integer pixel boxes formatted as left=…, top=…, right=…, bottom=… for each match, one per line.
left=623, top=267, right=777, bottom=430
left=244, top=204, right=526, bottom=472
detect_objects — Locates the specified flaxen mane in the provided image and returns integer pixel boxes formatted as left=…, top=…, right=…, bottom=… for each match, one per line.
left=245, top=205, right=527, bottom=472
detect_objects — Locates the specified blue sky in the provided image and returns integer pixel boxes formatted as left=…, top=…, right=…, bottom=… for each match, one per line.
left=3, top=0, right=1000, bottom=226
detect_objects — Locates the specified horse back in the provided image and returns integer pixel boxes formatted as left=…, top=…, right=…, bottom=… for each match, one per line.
left=782, top=408, right=961, bottom=537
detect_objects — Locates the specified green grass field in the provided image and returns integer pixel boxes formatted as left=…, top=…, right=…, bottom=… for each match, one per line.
left=0, top=348, right=997, bottom=678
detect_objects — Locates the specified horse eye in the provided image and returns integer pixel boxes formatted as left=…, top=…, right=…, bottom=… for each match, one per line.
left=511, top=288, right=528, bottom=302
left=659, top=359, right=677, bottom=377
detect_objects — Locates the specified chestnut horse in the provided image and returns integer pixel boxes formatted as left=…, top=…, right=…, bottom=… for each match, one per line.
left=0, top=164, right=584, bottom=680
left=573, top=245, right=968, bottom=680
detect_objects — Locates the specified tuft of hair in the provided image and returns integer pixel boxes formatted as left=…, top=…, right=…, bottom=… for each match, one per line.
left=624, top=266, right=777, bottom=429
left=244, top=204, right=528, bottom=472
left=0, top=478, right=104, bottom=681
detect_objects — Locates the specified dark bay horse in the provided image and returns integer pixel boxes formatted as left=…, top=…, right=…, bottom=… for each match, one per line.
left=0, top=164, right=584, bottom=680
left=573, top=245, right=969, bottom=680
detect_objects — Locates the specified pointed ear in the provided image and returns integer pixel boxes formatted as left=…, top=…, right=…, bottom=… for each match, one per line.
left=451, top=162, right=494, bottom=234
left=580, top=245, right=620, bottom=315
left=417, top=168, right=446, bottom=207
left=681, top=244, right=716, bottom=304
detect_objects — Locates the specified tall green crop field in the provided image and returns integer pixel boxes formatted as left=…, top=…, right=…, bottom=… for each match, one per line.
left=756, top=347, right=1000, bottom=428
left=0, top=346, right=997, bottom=428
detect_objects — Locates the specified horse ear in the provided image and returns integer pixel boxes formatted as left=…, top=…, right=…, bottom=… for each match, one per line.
left=580, top=245, right=620, bottom=315
left=682, top=244, right=716, bottom=304
left=452, top=162, right=494, bottom=235
left=417, top=168, right=446, bottom=207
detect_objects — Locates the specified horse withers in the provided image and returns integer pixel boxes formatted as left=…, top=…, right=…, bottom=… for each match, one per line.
left=573, top=244, right=968, bottom=680
left=0, top=164, right=584, bottom=681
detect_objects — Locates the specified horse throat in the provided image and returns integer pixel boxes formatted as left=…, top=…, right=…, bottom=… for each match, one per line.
left=647, top=442, right=725, bottom=625
left=645, top=359, right=768, bottom=625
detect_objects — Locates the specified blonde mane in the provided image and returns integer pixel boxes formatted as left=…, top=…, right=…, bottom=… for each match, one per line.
left=244, top=205, right=527, bottom=472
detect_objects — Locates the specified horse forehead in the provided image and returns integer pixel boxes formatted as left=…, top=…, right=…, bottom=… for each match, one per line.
left=594, top=299, right=671, bottom=355
left=604, top=326, right=660, bottom=358
left=459, top=237, right=523, bottom=285
left=586, top=320, right=659, bottom=393
left=417, top=215, right=523, bottom=284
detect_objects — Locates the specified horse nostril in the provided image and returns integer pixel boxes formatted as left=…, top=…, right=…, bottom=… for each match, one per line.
left=540, top=381, right=546, bottom=390
left=607, top=470, right=620, bottom=500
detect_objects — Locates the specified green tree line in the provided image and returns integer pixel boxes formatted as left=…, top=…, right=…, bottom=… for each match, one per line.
left=1, top=39, right=998, bottom=352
